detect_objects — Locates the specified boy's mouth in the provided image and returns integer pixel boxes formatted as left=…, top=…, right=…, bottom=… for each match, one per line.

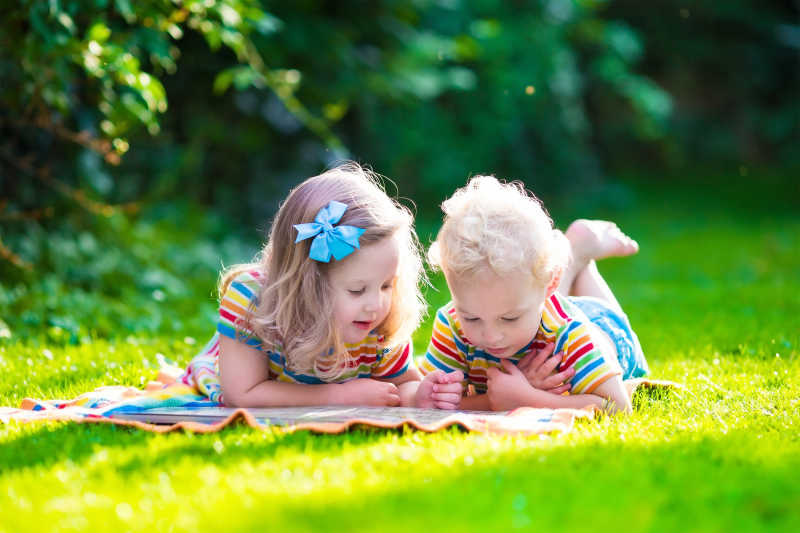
left=485, top=346, right=508, bottom=356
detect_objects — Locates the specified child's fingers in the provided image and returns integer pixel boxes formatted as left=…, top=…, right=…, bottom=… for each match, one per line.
left=542, top=366, right=574, bottom=389
left=433, top=381, right=463, bottom=394
left=547, top=383, right=571, bottom=395
left=501, top=359, right=523, bottom=375
left=434, top=400, right=460, bottom=410
left=436, top=370, right=464, bottom=384
left=518, top=350, right=539, bottom=373
left=431, top=392, right=461, bottom=404
left=541, top=353, right=562, bottom=374
left=520, top=343, right=555, bottom=372
left=517, top=352, right=535, bottom=372
left=386, top=392, right=401, bottom=406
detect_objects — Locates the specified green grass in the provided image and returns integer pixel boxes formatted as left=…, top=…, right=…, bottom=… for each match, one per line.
left=1, top=175, right=798, bottom=532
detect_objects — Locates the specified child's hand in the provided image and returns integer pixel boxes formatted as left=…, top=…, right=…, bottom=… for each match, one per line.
left=337, top=378, right=401, bottom=406
left=517, top=342, right=574, bottom=395
left=414, top=370, right=464, bottom=410
left=486, top=360, right=537, bottom=411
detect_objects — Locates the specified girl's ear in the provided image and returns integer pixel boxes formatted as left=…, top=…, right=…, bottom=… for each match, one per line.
left=545, top=267, right=562, bottom=298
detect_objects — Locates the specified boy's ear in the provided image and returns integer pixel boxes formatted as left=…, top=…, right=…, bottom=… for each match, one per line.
left=545, top=267, right=562, bottom=298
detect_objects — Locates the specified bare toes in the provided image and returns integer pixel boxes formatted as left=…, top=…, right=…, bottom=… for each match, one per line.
left=566, top=219, right=639, bottom=260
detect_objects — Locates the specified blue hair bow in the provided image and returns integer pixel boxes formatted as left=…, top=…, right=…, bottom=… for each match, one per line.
left=293, top=200, right=365, bottom=262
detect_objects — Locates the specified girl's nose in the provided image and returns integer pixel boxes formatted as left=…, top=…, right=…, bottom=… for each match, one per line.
left=363, top=291, right=379, bottom=313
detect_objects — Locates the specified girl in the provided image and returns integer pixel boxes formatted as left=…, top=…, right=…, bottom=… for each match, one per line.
left=419, top=176, right=650, bottom=413
left=180, top=162, right=446, bottom=408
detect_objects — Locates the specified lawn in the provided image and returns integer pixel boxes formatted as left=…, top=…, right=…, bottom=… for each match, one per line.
left=1, top=175, right=798, bottom=532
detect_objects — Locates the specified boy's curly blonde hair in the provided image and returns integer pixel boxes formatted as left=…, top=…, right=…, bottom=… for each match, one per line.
left=220, top=162, right=425, bottom=381
left=429, top=175, right=569, bottom=285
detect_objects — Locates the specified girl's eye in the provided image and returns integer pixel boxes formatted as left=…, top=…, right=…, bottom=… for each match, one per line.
left=381, top=283, right=392, bottom=291
left=463, top=317, right=479, bottom=322
left=501, top=317, right=519, bottom=322
left=348, top=289, right=365, bottom=295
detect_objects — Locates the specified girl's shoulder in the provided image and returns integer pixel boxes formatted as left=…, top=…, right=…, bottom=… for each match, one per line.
left=223, top=269, right=266, bottom=298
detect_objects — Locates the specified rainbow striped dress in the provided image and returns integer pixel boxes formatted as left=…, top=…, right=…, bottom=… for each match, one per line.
left=180, top=271, right=414, bottom=403
left=419, top=292, right=621, bottom=395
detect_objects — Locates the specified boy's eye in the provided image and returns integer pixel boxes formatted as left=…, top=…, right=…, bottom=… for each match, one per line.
left=463, top=317, right=479, bottom=322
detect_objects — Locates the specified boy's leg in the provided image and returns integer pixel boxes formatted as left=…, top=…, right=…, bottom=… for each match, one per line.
left=557, top=219, right=638, bottom=301
left=570, top=259, right=624, bottom=316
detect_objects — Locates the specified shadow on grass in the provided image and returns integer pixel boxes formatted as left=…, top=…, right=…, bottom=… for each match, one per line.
left=0, top=385, right=684, bottom=475
left=0, top=420, right=413, bottom=474
left=208, top=427, right=800, bottom=533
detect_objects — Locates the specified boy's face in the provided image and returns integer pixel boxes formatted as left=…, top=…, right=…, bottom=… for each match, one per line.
left=445, top=267, right=554, bottom=358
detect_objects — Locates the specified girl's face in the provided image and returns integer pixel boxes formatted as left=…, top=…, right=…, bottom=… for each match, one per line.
left=445, top=267, right=556, bottom=358
left=328, top=234, right=401, bottom=344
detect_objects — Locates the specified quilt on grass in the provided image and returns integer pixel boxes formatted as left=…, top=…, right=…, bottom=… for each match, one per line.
left=0, top=382, right=592, bottom=435
left=0, top=378, right=677, bottom=435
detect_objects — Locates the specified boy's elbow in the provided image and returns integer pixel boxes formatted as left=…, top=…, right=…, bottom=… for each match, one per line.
left=605, top=393, right=632, bottom=415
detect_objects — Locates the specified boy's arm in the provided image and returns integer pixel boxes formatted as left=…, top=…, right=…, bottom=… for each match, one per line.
left=513, top=384, right=629, bottom=413
left=458, top=393, right=492, bottom=410
left=486, top=360, right=631, bottom=413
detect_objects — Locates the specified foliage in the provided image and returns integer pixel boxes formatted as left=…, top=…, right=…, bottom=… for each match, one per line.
left=0, top=200, right=255, bottom=343
left=598, top=0, right=800, bottom=168
left=1, top=1, right=798, bottom=343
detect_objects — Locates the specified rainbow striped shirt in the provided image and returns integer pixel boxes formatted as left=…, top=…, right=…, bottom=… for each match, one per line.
left=419, top=292, right=619, bottom=395
left=181, top=270, right=413, bottom=402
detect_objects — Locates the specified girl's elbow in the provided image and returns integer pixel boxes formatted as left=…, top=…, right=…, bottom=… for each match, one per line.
left=221, top=389, right=250, bottom=408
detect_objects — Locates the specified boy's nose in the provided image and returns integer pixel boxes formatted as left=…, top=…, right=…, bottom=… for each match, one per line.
left=483, top=328, right=503, bottom=345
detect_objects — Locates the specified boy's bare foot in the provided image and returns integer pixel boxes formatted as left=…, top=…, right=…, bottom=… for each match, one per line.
left=565, top=219, right=639, bottom=262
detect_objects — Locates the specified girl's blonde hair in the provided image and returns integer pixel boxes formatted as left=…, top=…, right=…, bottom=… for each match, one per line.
left=430, top=175, right=569, bottom=285
left=219, top=162, right=425, bottom=381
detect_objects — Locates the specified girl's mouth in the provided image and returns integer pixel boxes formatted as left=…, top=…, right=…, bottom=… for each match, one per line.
left=353, top=320, right=373, bottom=330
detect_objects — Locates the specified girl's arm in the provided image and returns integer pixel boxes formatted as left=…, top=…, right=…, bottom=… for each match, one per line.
left=379, top=366, right=423, bottom=407
left=218, top=336, right=401, bottom=407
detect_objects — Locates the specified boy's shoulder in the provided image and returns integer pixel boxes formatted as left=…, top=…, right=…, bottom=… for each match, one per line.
left=434, top=300, right=458, bottom=322
left=434, top=301, right=467, bottom=338
left=541, top=292, right=585, bottom=330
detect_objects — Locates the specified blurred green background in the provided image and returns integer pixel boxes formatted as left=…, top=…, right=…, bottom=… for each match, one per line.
left=1, top=0, right=798, bottom=342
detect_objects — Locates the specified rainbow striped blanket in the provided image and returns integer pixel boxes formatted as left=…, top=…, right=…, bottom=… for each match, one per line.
left=0, top=383, right=593, bottom=435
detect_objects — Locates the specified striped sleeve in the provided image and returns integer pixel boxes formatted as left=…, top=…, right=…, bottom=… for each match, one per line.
left=544, top=294, right=619, bottom=394
left=372, top=339, right=413, bottom=379
left=217, top=271, right=264, bottom=349
left=420, top=304, right=469, bottom=376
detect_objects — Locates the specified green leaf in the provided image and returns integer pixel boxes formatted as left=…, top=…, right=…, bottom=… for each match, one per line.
left=213, top=69, right=235, bottom=94
left=114, top=0, right=135, bottom=22
left=56, top=12, right=76, bottom=35
left=88, top=22, right=112, bottom=42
